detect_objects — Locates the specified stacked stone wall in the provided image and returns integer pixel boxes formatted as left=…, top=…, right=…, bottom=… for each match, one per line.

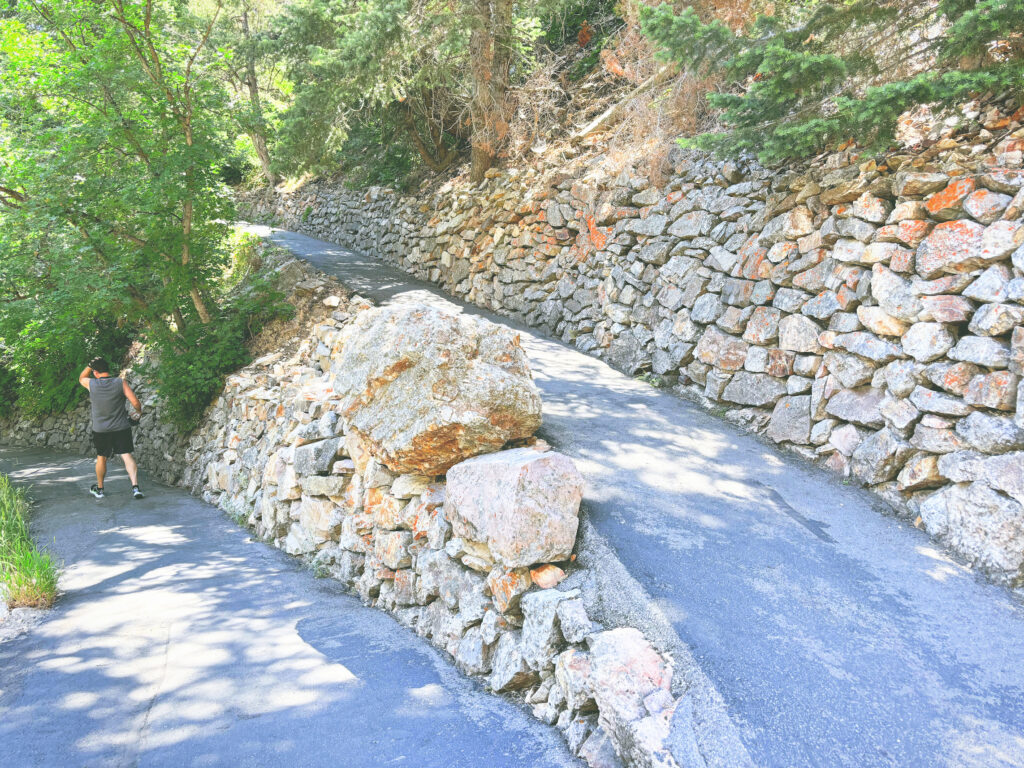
left=240, top=126, right=1024, bottom=587
left=0, top=265, right=704, bottom=768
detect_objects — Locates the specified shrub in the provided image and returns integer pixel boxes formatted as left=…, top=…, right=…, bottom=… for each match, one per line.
left=144, top=276, right=293, bottom=431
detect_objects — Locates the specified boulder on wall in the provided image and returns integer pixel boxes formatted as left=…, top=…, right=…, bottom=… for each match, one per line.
left=331, top=303, right=542, bottom=475
left=446, top=447, right=585, bottom=568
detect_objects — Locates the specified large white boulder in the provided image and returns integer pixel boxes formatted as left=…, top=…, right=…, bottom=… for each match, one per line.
left=331, top=304, right=542, bottom=474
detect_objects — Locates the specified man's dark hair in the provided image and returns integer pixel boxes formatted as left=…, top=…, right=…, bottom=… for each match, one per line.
left=89, top=357, right=110, bottom=374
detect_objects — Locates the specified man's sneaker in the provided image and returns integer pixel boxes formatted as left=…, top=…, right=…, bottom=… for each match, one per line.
left=90, top=484, right=104, bottom=499
left=132, top=486, right=145, bottom=500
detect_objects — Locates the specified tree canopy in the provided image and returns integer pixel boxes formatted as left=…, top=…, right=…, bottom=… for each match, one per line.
left=641, top=0, right=1024, bottom=163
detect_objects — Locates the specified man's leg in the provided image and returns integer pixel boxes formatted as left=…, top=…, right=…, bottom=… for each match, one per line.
left=95, top=455, right=107, bottom=488
left=120, top=453, right=139, bottom=486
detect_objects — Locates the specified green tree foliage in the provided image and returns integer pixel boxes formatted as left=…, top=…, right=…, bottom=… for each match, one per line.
left=641, top=0, right=1024, bottom=163
left=271, top=0, right=599, bottom=182
left=0, top=1, right=287, bottom=424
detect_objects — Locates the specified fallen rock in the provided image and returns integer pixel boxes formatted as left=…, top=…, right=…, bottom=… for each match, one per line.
left=331, top=304, right=542, bottom=474
left=446, top=448, right=583, bottom=568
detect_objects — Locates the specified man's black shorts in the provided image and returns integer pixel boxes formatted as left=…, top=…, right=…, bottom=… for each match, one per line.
left=93, top=428, right=134, bottom=458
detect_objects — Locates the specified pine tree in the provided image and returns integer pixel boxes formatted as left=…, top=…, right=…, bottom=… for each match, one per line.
left=641, top=0, right=1024, bottom=163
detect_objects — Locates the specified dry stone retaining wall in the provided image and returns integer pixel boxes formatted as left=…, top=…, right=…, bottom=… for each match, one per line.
left=181, top=297, right=689, bottom=768
left=241, top=125, right=1024, bottom=587
left=0, top=263, right=703, bottom=768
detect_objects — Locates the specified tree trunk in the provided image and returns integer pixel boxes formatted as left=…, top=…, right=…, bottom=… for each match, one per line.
left=399, top=103, right=455, bottom=171
left=467, top=0, right=513, bottom=183
left=241, top=10, right=277, bottom=186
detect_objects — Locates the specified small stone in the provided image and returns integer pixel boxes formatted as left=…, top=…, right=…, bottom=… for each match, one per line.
left=897, top=453, right=944, bottom=491
left=919, top=482, right=1024, bottom=577
left=871, top=264, right=921, bottom=321
left=980, top=220, right=1023, bottom=263
left=924, top=177, right=976, bottom=220
left=956, top=412, right=1024, bottom=453
left=879, top=393, right=920, bottom=431
left=832, top=332, right=902, bottom=363
left=829, top=423, right=864, bottom=455
left=767, top=395, right=812, bottom=444
left=293, top=437, right=343, bottom=476
left=856, top=306, right=909, bottom=337
left=924, top=361, right=981, bottom=395
left=743, top=306, right=781, bottom=345
left=901, top=322, right=955, bottom=363
left=969, top=303, right=1024, bottom=337
left=521, top=589, right=578, bottom=671
left=851, top=192, right=892, bottom=224
left=964, top=371, right=1018, bottom=410
left=490, top=632, right=538, bottom=692
left=721, top=371, right=787, bottom=407
left=909, top=385, right=972, bottom=416
left=531, top=563, right=567, bottom=589
left=694, top=326, right=749, bottom=371
left=824, top=351, right=874, bottom=388
left=915, top=220, right=987, bottom=278
left=893, top=171, right=949, bottom=196
left=962, top=265, right=1010, bottom=303
left=824, top=387, right=885, bottom=427
left=937, top=450, right=987, bottom=483
left=851, top=428, right=910, bottom=484
left=918, top=295, right=975, bottom=323
left=883, top=360, right=921, bottom=397
left=948, top=336, right=1010, bottom=369
left=487, top=566, right=533, bottom=613
left=965, top=189, right=1012, bottom=224
left=556, top=599, right=596, bottom=644
left=779, top=315, right=823, bottom=353
left=910, top=424, right=967, bottom=454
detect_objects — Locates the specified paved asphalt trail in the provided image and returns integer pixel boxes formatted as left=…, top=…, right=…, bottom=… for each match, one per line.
left=259, top=225, right=1024, bottom=768
left=0, top=448, right=577, bottom=768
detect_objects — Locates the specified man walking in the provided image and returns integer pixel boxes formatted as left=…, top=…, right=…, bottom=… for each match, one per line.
left=79, top=357, right=144, bottom=499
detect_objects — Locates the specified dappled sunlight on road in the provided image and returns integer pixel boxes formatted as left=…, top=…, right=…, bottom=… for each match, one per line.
left=0, top=449, right=577, bottom=768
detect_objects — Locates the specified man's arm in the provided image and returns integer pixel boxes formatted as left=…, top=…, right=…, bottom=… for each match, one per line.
left=123, top=380, right=142, bottom=414
left=78, top=365, right=93, bottom=390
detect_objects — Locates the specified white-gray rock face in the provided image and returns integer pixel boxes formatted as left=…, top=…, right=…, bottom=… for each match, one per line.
left=331, top=304, right=542, bottom=474
left=588, top=628, right=681, bottom=768
left=920, top=482, right=1024, bottom=577
left=446, top=448, right=584, bottom=568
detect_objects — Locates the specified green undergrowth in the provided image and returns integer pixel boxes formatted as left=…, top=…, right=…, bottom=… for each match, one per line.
left=0, top=473, right=59, bottom=609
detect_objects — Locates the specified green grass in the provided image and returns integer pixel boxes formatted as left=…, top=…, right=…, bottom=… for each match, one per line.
left=0, top=473, right=59, bottom=609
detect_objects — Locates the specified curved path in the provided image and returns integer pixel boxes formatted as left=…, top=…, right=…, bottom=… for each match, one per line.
left=0, top=448, right=577, bottom=768
left=259, top=225, right=1024, bottom=768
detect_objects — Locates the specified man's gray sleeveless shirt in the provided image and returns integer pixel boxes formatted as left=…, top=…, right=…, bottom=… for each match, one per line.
left=89, top=377, right=131, bottom=433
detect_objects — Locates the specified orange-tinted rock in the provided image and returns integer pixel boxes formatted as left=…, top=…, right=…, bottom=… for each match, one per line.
left=964, top=188, right=1012, bottom=224
left=877, top=219, right=933, bottom=248
left=742, top=306, right=781, bottom=345
left=925, top=177, right=976, bottom=220
left=530, top=563, right=567, bottom=589
left=487, top=566, right=533, bottom=613
left=964, top=371, right=1018, bottom=411
left=365, top=486, right=404, bottom=530
left=766, top=349, right=796, bottom=377
left=916, top=220, right=987, bottom=278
